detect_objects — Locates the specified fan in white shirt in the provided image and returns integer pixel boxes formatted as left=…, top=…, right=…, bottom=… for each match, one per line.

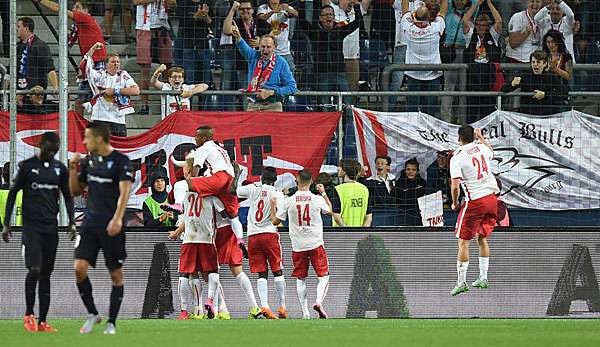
left=257, top=0, right=298, bottom=57
left=534, top=0, right=576, bottom=61
left=506, top=0, right=544, bottom=63
left=150, top=64, right=209, bottom=119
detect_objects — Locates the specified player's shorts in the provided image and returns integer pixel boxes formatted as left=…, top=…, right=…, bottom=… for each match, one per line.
left=191, top=171, right=240, bottom=217
left=178, top=243, right=219, bottom=274
left=136, top=28, right=173, bottom=65
left=215, top=225, right=243, bottom=266
left=291, top=245, right=329, bottom=279
left=455, top=193, right=498, bottom=241
left=74, top=226, right=127, bottom=271
left=248, top=232, right=283, bottom=274
left=21, top=230, right=58, bottom=273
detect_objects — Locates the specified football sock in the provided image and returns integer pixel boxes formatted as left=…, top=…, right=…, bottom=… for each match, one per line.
left=230, top=217, right=244, bottom=241
left=190, top=278, right=202, bottom=315
left=296, top=278, right=309, bottom=317
left=257, top=278, right=269, bottom=308
left=216, top=284, right=228, bottom=313
left=457, top=261, right=469, bottom=284
left=236, top=272, right=258, bottom=309
left=178, top=277, right=192, bottom=312
left=76, top=276, right=98, bottom=315
left=274, top=275, right=286, bottom=309
left=479, top=257, right=489, bottom=280
left=24, top=272, right=37, bottom=316
left=108, top=285, right=124, bottom=325
left=37, top=277, right=50, bottom=323
left=207, top=273, right=219, bottom=302
left=316, top=275, right=330, bottom=306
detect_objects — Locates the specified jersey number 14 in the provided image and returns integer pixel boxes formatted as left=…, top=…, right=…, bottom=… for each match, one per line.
left=296, top=204, right=311, bottom=226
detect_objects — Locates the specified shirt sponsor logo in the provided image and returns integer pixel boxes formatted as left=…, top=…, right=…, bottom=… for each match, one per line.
left=31, top=182, right=59, bottom=190
left=31, top=168, right=39, bottom=175
left=87, top=174, right=113, bottom=184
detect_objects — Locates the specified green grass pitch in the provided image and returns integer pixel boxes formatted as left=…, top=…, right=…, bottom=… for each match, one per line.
left=2, top=319, right=600, bottom=347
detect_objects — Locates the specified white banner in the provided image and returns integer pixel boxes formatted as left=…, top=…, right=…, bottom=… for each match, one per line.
left=352, top=107, right=600, bottom=210
left=418, top=191, right=444, bottom=226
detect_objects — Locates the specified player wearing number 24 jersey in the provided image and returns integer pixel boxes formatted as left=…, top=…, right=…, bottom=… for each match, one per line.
left=449, top=125, right=499, bottom=296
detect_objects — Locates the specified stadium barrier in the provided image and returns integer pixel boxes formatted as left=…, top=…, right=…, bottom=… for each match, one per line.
left=1, top=227, right=600, bottom=319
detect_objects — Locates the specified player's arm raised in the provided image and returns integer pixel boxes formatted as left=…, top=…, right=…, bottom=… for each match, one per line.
left=68, top=154, right=87, bottom=197
left=474, top=128, right=493, bottom=156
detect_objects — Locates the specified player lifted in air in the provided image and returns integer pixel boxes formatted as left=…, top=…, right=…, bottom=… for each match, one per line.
left=450, top=125, right=499, bottom=296
left=2, top=132, right=76, bottom=333
left=170, top=157, right=224, bottom=319
left=237, top=166, right=288, bottom=319
left=270, top=170, right=344, bottom=319
left=69, top=122, right=134, bottom=334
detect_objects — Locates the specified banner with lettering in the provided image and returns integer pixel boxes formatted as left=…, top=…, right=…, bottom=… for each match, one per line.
left=352, top=107, right=600, bottom=210
left=0, top=110, right=341, bottom=209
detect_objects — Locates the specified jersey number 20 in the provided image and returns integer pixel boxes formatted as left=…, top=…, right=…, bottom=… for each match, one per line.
left=472, top=155, right=489, bottom=180
left=188, top=194, right=203, bottom=217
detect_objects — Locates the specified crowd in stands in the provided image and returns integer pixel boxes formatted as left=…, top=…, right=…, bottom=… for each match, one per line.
left=2, top=0, right=598, bottom=125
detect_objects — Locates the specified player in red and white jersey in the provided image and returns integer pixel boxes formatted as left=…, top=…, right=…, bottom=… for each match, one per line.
left=237, top=166, right=287, bottom=319
left=270, top=170, right=344, bottom=319
left=449, top=125, right=500, bottom=296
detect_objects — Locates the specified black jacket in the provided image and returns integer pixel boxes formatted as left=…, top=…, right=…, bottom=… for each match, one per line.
left=363, top=176, right=396, bottom=208
left=502, top=71, right=568, bottom=115
left=393, top=170, right=427, bottom=211
left=176, top=0, right=214, bottom=50
left=17, top=35, right=55, bottom=89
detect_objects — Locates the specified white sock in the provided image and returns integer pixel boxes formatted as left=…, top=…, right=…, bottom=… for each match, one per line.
left=236, top=272, right=258, bottom=309
left=316, top=275, right=330, bottom=306
left=274, top=275, right=286, bottom=309
left=457, top=261, right=469, bottom=285
left=207, top=273, right=219, bottom=303
left=178, top=277, right=192, bottom=312
left=257, top=278, right=269, bottom=308
left=479, top=257, right=489, bottom=280
left=189, top=277, right=202, bottom=315
left=230, top=217, right=244, bottom=241
left=296, top=278, right=309, bottom=318
left=216, top=284, right=228, bottom=313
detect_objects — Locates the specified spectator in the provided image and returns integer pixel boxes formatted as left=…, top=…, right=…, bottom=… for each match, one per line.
left=498, top=0, right=528, bottom=32
left=331, top=158, right=373, bottom=227
left=143, top=170, right=175, bottom=226
left=394, top=157, right=426, bottom=226
left=440, top=0, right=470, bottom=123
left=401, top=0, right=448, bottom=117
left=16, top=17, right=57, bottom=91
left=1, top=0, right=9, bottom=57
left=371, top=0, right=397, bottom=51
left=502, top=49, right=568, bottom=114
left=1, top=162, right=9, bottom=189
left=463, top=0, right=503, bottom=120
left=175, top=0, right=214, bottom=89
left=364, top=155, right=396, bottom=208
left=326, top=0, right=369, bottom=92
left=35, top=0, right=107, bottom=95
left=542, top=30, right=573, bottom=84
left=316, top=172, right=336, bottom=201
left=426, top=150, right=451, bottom=204
left=232, top=27, right=297, bottom=112
left=104, top=0, right=134, bottom=43
left=573, top=33, right=600, bottom=92
left=83, top=42, right=141, bottom=136
left=257, top=0, right=299, bottom=73
left=534, top=0, right=576, bottom=59
left=134, top=0, right=177, bottom=115
left=150, top=64, right=209, bottom=118
left=17, top=85, right=59, bottom=115
left=296, top=3, right=363, bottom=106
left=506, top=0, right=544, bottom=63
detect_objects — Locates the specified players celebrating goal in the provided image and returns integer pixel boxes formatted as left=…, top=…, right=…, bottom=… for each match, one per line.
left=450, top=126, right=499, bottom=296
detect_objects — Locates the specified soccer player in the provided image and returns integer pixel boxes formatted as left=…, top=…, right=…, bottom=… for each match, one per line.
left=237, top=166, right=288, bottom=319
left=2, top=132, right=76, bottom=333
left=150, top=64, right=209, bottom=118
left=449, top=125, right=500, bottom=296
left=169, top=158, right=224, bottom=320
left=68, top=122, right=134, bottom=334
left=270, top=170, right=344, bottom=319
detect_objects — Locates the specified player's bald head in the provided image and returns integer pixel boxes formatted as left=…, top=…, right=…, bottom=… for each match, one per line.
left=195, top=126, right=214, bottom=145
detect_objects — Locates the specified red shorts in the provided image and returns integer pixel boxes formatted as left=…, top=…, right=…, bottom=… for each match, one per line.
left=455, top=194, right=498, bottom=240
left=292, top=245, right=329, bottom=279
left=248, top=233, right=283, bottom=274
left=178, top=243, right=219, bottom=274
left=136, top=28, right=173, bottom=65
left=191, top=171, right=239, bottom=217
left=215, top=225, right=243, bottom=266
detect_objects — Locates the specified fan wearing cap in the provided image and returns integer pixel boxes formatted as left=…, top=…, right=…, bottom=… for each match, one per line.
left=142, top=169, right=175, bottom=227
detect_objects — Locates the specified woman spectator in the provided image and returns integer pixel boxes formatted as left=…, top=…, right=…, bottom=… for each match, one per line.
left=394, top=158, right=427, bottom=226
left=142, top=170, right=175, bottom=227
left=542, top=30, right=574, bottom=85
left=462, top=0, right=502, bottom=122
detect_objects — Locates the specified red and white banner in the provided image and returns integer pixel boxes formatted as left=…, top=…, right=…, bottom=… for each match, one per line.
left=352, top=106, right=600, bottom=210
left=0, top=110, right=341, bottom=208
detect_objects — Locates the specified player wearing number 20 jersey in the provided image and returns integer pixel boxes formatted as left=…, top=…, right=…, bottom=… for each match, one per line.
left=449, top=125, right=499, bottom=296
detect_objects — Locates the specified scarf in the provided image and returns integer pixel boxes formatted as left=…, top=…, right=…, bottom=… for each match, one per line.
left=247, top=53, right=277, bottom=93
left=18, top=34, right=36, bottom=87
left=68, top=23, right=78, bottom=47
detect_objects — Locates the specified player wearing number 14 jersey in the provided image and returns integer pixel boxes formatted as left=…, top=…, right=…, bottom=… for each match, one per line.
left=449, top=125, right=499, bottom=296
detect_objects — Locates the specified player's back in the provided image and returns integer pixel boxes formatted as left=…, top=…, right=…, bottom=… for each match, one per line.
left=239, top=183, right=283, bottom=236
left=182, top=192, right=223, bottom=244
left=194, top=141, right=234, bottom=177
left=450, top=142, right=499, bottom=201
left=280, top=190, right=330, bottom=252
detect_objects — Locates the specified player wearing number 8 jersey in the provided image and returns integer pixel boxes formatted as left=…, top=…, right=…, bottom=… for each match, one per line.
left=270, top=170, right=344, bottom=319
left=449, top=125, right=499, bottom=296
left=237, top=166, right=287, bottom=319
